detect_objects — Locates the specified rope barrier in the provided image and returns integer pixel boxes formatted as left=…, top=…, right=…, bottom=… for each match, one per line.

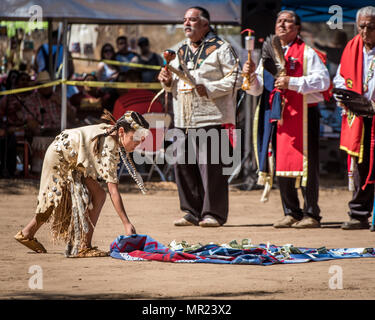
left=0, top=80, right=162, bottom=96
left=71, top=56, right=162, bottom=70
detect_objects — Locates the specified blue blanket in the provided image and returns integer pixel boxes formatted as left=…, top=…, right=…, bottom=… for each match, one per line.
left=110, top=235, right=375, bottom=266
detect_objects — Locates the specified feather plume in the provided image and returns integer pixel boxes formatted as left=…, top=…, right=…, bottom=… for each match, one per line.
left=100, top=109, right=117, bottom=125
left=261, top=35, right=286, bottom=78
left=271, top=35, right=286, bottom=75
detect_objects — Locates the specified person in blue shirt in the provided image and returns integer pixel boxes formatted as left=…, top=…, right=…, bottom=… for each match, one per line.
left=115, top=36, right=140, bottom=73
left=34, top=30, right=74, bottom=78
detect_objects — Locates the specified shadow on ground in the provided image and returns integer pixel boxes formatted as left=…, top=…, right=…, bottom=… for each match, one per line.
left=2, top=290, right=282, bottom=300
left=225, top=222, right=343, bottom=228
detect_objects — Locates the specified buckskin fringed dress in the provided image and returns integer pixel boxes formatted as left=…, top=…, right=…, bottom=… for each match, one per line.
left=34, top=123, right=120, bottom=256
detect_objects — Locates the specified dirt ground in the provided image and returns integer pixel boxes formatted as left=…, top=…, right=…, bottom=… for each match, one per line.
left=0, top=178, right=374, bottom=300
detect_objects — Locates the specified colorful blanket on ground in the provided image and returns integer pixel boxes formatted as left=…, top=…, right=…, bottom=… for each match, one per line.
left=109, top=235, right=375, bottom=266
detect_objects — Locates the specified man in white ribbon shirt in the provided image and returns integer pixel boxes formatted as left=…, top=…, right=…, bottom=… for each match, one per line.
left=158, top=6, right=241, bottom=228
left=243, top=10, right=330, bottom=228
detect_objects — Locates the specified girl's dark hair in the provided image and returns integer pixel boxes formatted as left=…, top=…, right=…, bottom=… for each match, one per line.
left=91, top=109, right=150, bottom=155
left=100, top=43, right=116, bottom=60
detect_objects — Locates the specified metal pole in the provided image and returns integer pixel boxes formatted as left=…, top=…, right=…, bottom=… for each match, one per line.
left=47, top=19, right=53, bottom=78
left=61, top=19, right=68, bottom=130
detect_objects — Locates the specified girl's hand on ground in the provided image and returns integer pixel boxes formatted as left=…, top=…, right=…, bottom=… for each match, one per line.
left=124, top=223, right=136, bottom=236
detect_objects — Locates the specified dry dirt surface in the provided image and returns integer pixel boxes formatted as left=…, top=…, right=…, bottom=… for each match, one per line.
left=0, top=179, right=374, bottom=300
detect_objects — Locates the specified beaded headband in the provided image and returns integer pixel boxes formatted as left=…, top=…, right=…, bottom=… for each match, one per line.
left=121, top=111, right=149, bottom=141
left=123, top=111, right=141, bottom=130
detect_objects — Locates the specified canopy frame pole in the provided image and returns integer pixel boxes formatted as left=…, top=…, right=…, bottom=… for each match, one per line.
left=61, top=19, right=68, bottom=130
left=47, top=19, right=53, bottom=79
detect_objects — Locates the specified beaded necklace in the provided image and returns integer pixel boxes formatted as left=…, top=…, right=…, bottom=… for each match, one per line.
left=364, top=55, right=375, bottom=93
left=119, top=147, right=147, bottom=194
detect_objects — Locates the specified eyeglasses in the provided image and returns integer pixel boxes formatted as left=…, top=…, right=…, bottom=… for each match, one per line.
left=104, top=49, right=113, bottom=53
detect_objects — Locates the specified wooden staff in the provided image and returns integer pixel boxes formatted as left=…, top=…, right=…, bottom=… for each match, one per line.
left=241, top=29, right=255, bottom=91
left=162, top=49, right=176, bottom=113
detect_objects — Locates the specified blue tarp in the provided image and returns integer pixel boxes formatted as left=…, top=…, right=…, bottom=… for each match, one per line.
left=110, top=235, right=375, bottom=266
left=282, top=0, right=375, bottom=22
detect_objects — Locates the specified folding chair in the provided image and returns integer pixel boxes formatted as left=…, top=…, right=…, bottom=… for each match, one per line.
left=118, top=112, right=172, bottom=181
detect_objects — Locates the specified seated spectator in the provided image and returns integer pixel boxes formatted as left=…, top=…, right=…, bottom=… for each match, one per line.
left=137, top=37, right=164, bottom=82
left=3, top=69, right=19, bottom=91
left=112, top=70, right=163, bottom=120
left=28, top=71, right=77, bottom=173
left=69, top=73, right=107, bottom=123
left=115, top=36, right=140, bottom=73
left=96, top=43, right=119, bottom=81
left=0, top=72, right=38, bottom=137
left=0, top=72, right=33, bottom=177
left=30, top=71, right=76, bottom=136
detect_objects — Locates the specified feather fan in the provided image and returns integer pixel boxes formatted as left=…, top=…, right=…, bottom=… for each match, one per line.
left=261, top=35, right=286, bottom=78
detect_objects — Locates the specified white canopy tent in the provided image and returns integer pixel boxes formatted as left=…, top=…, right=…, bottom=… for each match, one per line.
left=0, top=0, right=240, bottom=24
left=0, top=0, right=241, bottom=129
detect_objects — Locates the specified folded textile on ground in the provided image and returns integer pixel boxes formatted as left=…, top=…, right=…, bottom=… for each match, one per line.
left=109, top=235, right=375, bottom=266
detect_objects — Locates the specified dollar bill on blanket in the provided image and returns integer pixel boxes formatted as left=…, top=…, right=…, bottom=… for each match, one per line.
left=109, top=235, right=375, bottom=266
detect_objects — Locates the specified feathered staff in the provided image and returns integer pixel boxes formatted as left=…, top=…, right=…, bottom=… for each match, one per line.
left=262, top=34, right=287, bottom=123
left=257, top=35, right=287, bottom=202
left=262, top=34, right=286, bottom=78
left=241, top=29, right=255, bottom=91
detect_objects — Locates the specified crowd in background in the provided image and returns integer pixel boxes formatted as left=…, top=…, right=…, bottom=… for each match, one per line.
left=0, top=32, right=165, bottom=178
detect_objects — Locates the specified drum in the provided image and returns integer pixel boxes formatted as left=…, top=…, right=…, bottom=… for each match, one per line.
left=31, top=136, right=54, bottom=173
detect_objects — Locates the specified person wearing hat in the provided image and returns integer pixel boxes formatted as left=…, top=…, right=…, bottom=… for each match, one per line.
left=138, top=37, right=164, bottom=82
left=14, top=110, right=150, bottom=257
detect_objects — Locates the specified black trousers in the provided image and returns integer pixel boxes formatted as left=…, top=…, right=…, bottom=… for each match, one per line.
left=277, top=106, right=321, bottom=221
left=174, top=125, right=230, bottom=225
left=348, top=117, right=373, bottom=221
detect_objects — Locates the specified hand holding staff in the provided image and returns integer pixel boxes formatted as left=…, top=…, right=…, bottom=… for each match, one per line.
left=241, top=29, right=255, bottom=91
left=160, top=50, right=176, bottom=112
left=157, top=49, right=175, bottom=87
